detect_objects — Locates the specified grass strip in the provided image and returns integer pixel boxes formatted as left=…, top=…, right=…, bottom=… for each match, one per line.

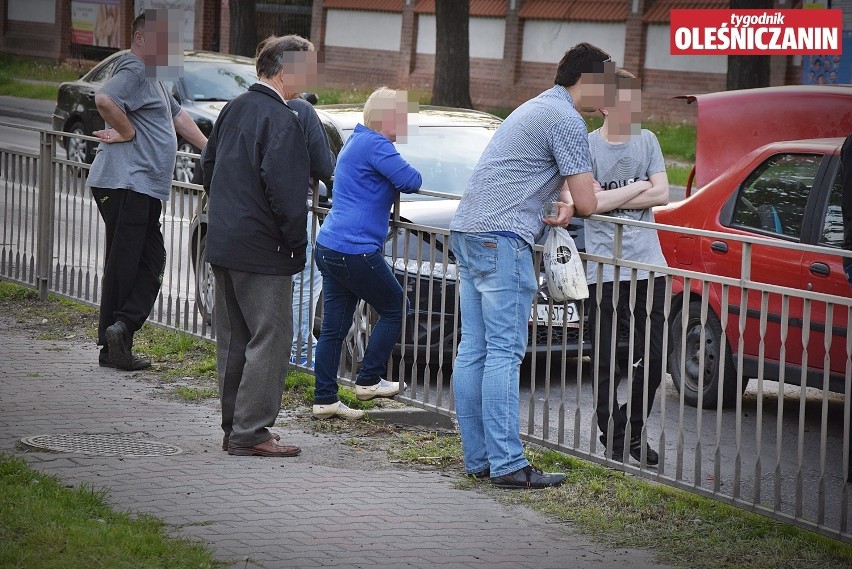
left=0, top=281, right=373, bottom=411
left=0, top=454, right=221, bottom=568
left=391, top=432, right=852, bottom=569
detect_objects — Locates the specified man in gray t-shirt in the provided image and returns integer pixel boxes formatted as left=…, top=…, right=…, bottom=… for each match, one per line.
left=88, top=10, right=207, bottom=371
left=584, top=70, right=669, bottom=467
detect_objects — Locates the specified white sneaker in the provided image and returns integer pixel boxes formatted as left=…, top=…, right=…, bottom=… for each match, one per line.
left=312, top=401, right=366, bottom=420
left=354, top=379, right=404, bottom=401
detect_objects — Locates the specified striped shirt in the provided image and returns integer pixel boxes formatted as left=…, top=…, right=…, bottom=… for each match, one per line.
left=450, top=86, right=592, bottom=246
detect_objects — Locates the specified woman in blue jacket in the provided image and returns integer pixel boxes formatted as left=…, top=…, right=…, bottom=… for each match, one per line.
left=312, top=87, right=422, bottom=419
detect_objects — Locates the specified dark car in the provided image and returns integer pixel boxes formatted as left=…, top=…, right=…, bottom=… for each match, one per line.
left=51, top=50, right=257, bottom=182
left=655, top=86, right=852, bottom=408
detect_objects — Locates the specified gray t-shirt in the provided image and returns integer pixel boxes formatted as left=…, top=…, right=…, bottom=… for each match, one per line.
left=585, top=128, right=667, bottom=284
left=86, top=53, right=181, bottom=201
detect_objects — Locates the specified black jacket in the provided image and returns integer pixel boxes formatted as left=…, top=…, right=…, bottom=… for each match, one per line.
left=287, top=97, right=335, bottom=182
left=202, top=83, right=310, bottom=275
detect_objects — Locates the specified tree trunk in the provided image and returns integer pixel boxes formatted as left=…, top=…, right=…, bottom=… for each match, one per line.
left=230, top=0, right=257, bottom=57
left=431, top=0, right=473, bottom=108
left=726, top=0, right=772, bottom=90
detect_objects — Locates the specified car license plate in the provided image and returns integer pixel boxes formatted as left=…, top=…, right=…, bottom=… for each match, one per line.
left=531, top=302, right=580, bottom=328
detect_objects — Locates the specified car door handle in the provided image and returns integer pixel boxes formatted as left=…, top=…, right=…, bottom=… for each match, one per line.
left=809, top=262, right=830, bottom=277
left=710, top=241, right=728, bottom=254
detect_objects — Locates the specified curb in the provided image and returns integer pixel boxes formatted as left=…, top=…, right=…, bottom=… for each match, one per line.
left=367, top=407, right=456, bottom=431
left=0, top=95, right=54, bottom=124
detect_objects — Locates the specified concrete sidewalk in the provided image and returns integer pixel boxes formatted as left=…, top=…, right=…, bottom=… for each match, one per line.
left=0, top=318, right=683, bottom=569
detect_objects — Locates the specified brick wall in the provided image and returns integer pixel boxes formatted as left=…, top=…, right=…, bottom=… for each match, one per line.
left=324, top=45, right=399, bottom=89
left=0, top=21, right=62, bottom=58
left=641, top=69, right=724, bottom=123
left=199, top=0, right=219, bottom=51
left=219, top=0, right=230, bottom=53
left=408, top=55, right=504, bottom=110
left=0, top=1, right=815, bottom=126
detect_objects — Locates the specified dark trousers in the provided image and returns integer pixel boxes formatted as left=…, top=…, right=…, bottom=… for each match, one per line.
left=212, top=266, right=292, bottom=447
left=91, top=187, right=166, bottom=348
left=588, top=277, right=666, bottom=446
left=312, top=244, right=408, bottom=405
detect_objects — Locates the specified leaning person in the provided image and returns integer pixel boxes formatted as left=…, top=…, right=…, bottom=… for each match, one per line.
left=88, top=10, right=207, bottom=371
left=449, top=43, right=611, bottom=489
left=202, top=36, right=311, bottom=457
left=311, top=87, right=422, bottom=420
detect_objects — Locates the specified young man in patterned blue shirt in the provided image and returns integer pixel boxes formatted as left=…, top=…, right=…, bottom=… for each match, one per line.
left=449, top=42, right=612, bottom=489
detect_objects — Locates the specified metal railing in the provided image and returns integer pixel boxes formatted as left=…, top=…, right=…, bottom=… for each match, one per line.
left=1, top=124, right=849, bottom=542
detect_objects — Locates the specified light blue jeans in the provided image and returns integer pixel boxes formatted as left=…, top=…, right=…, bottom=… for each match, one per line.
left=292, top=213, right=322, bottom=363
left=450, top=231, right=537, bottom=478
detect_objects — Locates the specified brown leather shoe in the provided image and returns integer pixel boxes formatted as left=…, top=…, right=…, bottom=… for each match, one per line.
left=228, top=437, right=301, bottom=457
left=222, top=432, right=280, bottom=451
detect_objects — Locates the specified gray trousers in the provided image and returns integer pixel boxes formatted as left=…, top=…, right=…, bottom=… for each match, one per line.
left=212, top=266, right=293, bottom=448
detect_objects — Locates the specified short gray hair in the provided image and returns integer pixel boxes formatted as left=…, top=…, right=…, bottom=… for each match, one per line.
left=256, top=35, right=315, bottom=79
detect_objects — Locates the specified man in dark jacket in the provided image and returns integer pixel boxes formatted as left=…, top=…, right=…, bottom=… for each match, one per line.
left=202, top=35, right=311, bottom=458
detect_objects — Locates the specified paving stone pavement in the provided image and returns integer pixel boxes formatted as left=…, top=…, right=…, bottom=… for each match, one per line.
left=0, top=320, right=683, bottom=569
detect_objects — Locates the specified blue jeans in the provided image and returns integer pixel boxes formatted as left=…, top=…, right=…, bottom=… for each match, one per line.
left=313, top=243, right=408, bottom=405
left=450, top=231, right=537, bottom=478
left=292, top=213, right=322, bottom=363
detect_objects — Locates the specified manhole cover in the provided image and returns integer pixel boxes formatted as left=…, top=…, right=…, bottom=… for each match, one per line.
left=20, top=434, right=183, bottom=457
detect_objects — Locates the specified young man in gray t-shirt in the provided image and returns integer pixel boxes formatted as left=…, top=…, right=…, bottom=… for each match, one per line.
left=584, top=70, right=669, bottom=466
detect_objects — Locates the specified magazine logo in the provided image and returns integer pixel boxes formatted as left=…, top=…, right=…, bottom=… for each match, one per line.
left=670, top=9, right=842, bottom=55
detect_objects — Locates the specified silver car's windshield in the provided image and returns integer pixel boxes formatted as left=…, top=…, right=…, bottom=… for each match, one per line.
left=342, top=125, right=497, bottom=199
left=183, top=62, right=257, bottom=101
left=398, top=125, right=496, bottom=199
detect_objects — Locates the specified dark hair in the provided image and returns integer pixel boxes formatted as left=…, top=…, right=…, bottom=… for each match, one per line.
left=255, top=35, right=315, bottom=78
left=554, top=42, right=611, bottom=88
left=131, top=12, right=145, bottom=36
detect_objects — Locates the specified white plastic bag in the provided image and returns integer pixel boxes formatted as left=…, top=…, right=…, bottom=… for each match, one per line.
left=543, top=226, right=588, bottom=302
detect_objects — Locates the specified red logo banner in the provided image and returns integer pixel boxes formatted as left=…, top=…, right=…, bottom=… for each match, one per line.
left=670, top=9, right=842, bottom=55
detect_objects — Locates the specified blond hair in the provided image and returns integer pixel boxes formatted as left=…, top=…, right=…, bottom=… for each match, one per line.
left=363, top=87, right=402, bottom=129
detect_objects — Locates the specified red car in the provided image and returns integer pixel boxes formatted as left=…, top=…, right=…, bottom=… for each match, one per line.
left=654, top=86, right=852, bottom=408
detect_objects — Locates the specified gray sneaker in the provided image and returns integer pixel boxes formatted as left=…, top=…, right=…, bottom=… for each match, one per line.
left=312, top=401, right=365, bottom=420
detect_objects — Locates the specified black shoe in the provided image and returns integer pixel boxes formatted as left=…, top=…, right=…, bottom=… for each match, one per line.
left=469, top=468, right=490, bottom=479
left=600, top=434, right=627, bottom=462
left=99, top=350, right=151, bottom=371
left=105, top=321, right=134, bottom=370
left=630, top=437, right=659, bottom=466
left=490, top=465, right=566, bottom=489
